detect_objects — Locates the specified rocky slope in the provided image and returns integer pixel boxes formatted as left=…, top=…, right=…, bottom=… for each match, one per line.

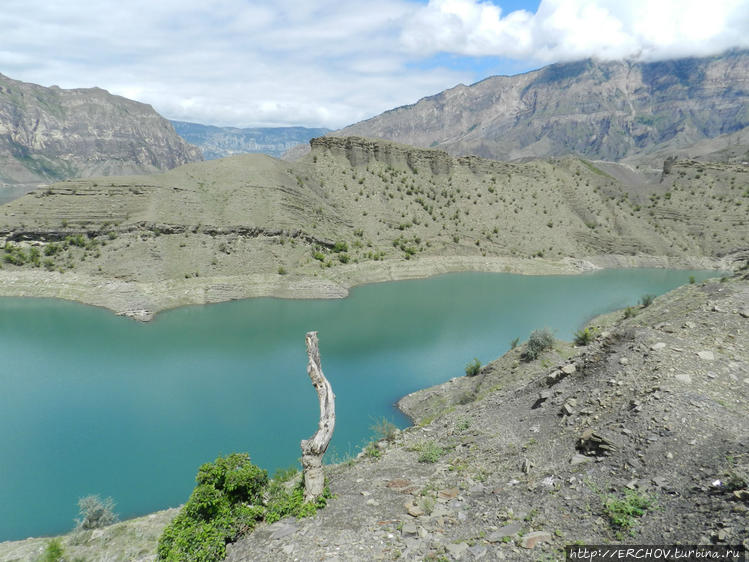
left=0, top=136, right=745, bottom=318
left=171, top=121, right=330, bottom=159
left=333, top=50, right=749, bottom=163
left=0, top=73, right=202, bottom=185
left=225, top=271, right=749, bottom=561
left=3, top=270, right=746, bottom=561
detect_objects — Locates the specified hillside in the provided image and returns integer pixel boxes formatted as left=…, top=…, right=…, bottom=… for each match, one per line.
left=0, top=136, right=746, bottom=319
left=0, top=73, right=202, bottom=185
left=333, top=50, right=749, bottom=163
left=2, top=270, right=746, bottom=561
left=171, top=121, right=330, bottom=159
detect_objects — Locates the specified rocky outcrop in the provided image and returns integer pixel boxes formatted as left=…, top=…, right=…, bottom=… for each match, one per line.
left=334, top=50, right=749, bottom=162
left=310, top=136, right=455, bottom=175
left=0, top=73, right=202, bottom=184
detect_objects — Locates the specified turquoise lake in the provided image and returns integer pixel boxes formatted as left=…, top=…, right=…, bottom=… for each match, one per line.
left=0, top=269, right=719, bottom=541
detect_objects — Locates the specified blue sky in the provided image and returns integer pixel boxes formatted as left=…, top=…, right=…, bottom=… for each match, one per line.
left=1, top=0, right=747, bottom=129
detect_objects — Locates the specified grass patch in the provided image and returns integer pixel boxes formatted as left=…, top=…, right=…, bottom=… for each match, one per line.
left=603, top=490, right=654, bottom=533
left=413, top=441, right=445, bottom=463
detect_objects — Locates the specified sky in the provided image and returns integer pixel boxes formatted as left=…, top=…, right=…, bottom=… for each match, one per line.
left=1, top=0, right=748, bottom=129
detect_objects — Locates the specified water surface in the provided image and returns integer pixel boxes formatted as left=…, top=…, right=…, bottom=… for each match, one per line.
left=0, top=269, right=717, bottom=540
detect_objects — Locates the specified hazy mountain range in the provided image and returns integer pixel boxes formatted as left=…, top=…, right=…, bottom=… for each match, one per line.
left=171, top=121, right=330, bottom=159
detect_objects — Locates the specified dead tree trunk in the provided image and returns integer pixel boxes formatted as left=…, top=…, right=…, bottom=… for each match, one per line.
left=300, top=331, right=335, bottom=502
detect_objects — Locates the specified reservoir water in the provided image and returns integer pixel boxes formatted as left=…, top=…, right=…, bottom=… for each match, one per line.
left=0, top=269, right=718, bottom=541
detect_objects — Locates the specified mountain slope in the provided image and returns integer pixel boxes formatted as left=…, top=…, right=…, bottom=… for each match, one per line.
left=171, top=121, right=330, bottom=159
left=0, top=73, right=202, bottom=185
left=334, top=50, right=749, bottom=162
left=0, top=136, right=744, bottom=319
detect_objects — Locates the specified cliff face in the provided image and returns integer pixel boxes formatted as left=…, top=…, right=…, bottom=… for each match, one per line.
left=172, top=121, right=330, bottom=159
left=334, top=50, right=749, bottom=162
left=0, top=74, right=202, bottom=184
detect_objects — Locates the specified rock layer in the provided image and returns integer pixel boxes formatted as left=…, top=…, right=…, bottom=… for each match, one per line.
left=0, top=73, right=202, bottom=184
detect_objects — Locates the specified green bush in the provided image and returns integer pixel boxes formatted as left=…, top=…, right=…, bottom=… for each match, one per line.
left=3, top=242, right=28, bottom=266
left=158, top=453, right=328, bottom=561
left=464, top=358, right=481, bottom=377
left=522, top=328, right=554, bottom=361
left=623, top=306, right=638, bottom=319
left=65, top=234, right=87, bottom=247
left=3, top=251, right=26, bottom=265
left=333, top=241, right=348, bottom=253
left=640, top=294, right=656, bottom=308
left=44, top=243, right=62, bottom=256
left=75, top=495, right=118, bottom=530
left=40, top=539, right=65, bottom=562
left=573, top=327, right=594, bottom=346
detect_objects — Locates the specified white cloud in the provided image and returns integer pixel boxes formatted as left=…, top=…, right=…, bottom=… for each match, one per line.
left=0, top=0, right=747, bottom=129
left=402, top=0, right=749, bottom=62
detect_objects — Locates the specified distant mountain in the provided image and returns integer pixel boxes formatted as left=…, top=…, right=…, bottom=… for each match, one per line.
left=334, top=50, right=749, bottom=162
left=0, top=73, right=202, bottom=185
left=171, top=121, right=330, bottom=159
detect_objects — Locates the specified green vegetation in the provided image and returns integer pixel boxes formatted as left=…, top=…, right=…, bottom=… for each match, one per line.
left=363, top=441, right=382, bottom=459
left=573, top=327, right=594, bottom=346
left=3, top=242, right=28, bottom=266
left=158, top=453, right=328, bottom=561
left=75, top=495, right=119, bottom=530
left=44, top=242, right=62, bottom=256
left=65, top=234, right=87, bottom=248
left=603, top=490, right=654, bottom=533
left=640, top=294, right=656, bottom=308
left=413, top=441, right=445, bottom=463
left=39, top=539, right=65, bottom=562
left=370, top=417, right=398, bottom=443
left=522, top=328, right=554, bottom=361
left=464, top=358, right=481, bottom=377
left=623, top=306, right=638, bottom=319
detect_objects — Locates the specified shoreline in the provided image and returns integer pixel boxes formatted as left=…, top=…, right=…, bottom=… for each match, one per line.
left=0, top=253, right=732, bottom=321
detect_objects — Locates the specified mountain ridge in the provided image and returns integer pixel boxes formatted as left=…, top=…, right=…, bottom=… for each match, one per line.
left=0, top=135, right=745, bottom=319
left=332, top=50, right=749, bottom=163
left=0, top=73, right=202, bottom=185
